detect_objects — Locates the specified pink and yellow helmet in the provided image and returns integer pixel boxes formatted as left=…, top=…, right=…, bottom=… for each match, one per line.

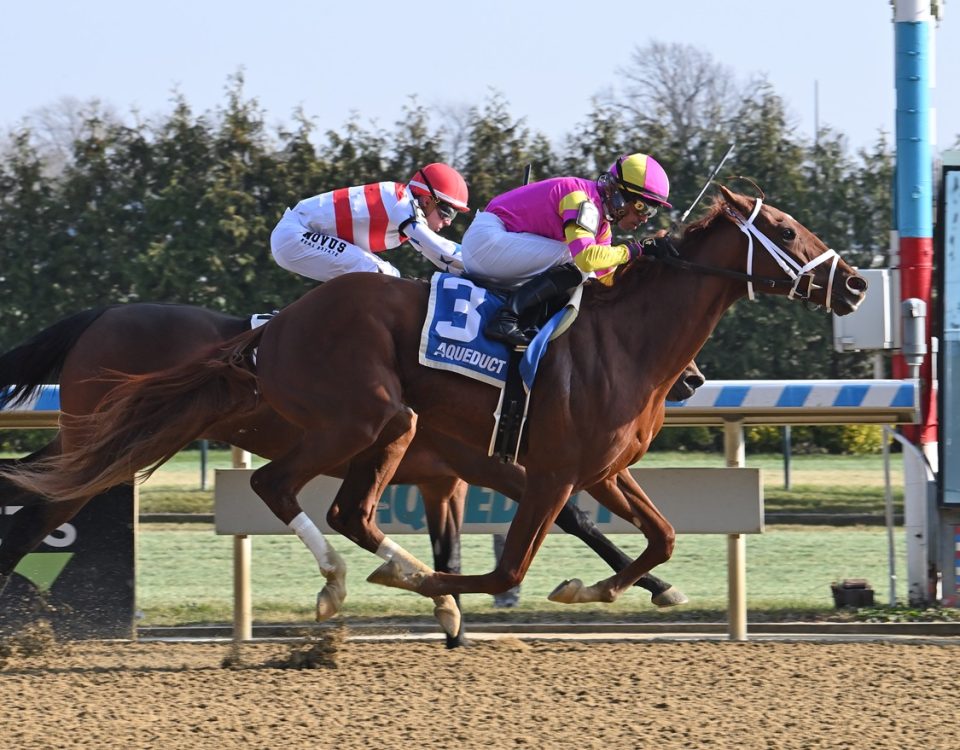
left=608, top=153, right=672, bottom=208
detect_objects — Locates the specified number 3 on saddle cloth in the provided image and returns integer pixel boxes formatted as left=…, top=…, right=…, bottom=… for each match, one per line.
left=418, top=272, right=583, bottom=463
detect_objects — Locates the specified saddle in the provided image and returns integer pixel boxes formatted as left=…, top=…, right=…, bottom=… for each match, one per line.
left=462, top=276, right=576, bottom=463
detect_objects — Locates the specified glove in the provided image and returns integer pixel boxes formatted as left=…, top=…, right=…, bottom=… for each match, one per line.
left=628, top=236, right=678, bottom=261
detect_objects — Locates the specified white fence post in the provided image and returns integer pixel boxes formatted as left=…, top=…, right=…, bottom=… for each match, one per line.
left=230, top=447, right=252, bottom=642
left=724, top=419, right=748, bottom=642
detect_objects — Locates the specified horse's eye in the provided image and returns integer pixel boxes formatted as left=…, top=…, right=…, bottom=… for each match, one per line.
left=782, top=228, right=796, bottom=241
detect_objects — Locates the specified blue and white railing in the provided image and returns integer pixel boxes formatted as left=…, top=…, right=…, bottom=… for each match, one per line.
left=1, top=380, right=919, bottom=429
left=665, top=379, right=918, bottom=425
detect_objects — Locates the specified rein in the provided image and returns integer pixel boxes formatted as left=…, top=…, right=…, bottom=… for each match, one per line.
left=657, top=198, right=841, bottom=312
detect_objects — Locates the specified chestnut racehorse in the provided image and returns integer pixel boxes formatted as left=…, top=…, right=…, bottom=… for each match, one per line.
left=0, top=187, right=866, bottom=637
left=0, top=303, right=699, bottom=643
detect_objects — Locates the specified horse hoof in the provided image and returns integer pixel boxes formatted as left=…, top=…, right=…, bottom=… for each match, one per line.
left=547, top=578, right=584, bottom=604
left=445, top=633, right=471, bottom=650
left=366, top=559, right=422, bottom=592
left=316, top=577, right=346, bottom=620
left=315, top=589, right=341, bottom=621
left=432, top=595, right=461, bottom=638
left=315, top=552, right=347, bottom=621
left=366, top=559, right=398, bottom=588
left=651, top=585, right=689, bottom=608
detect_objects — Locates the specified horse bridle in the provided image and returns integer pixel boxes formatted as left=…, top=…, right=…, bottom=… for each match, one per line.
left=656, top=198, right=842, bottom=312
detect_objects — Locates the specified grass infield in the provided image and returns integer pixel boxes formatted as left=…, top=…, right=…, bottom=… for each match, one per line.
left=139, top=448, right=906, bottom=516
left=132, top=448, right=918, bottom=626
left=138, top=523, right=918, bottom=626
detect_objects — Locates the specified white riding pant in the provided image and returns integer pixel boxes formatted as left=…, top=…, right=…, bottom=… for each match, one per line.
left=461, top=211, right=572, bottom=286
left=270, top=209, right=400, bottom=282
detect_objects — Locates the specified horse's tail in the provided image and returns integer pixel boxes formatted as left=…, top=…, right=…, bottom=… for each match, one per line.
left=0, top=307, right=111, bottom=409
left=0, top=326, right=266, bottom=502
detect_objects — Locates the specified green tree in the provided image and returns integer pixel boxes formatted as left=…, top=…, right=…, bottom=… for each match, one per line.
left=725, top=83, right=806, bottom=203
left=0, top=131, right=56, bottom=348
left=199, top=74, right=298, bottom=311
left=695, top=85, right=837, bottom=380
left=273, top=108, right=327, bottom=205
left=557, top=101, right=631, bottom=178
left=132, top=96, right=219, bottom=304
left=46, top=112, right=151, bottom=309
left=461, top=92, right=549, bottom=212
left=850, top=134, right=895, bottom=268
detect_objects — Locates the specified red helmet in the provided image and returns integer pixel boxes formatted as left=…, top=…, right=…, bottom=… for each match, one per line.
left=408, top=163, right=470, bottom=214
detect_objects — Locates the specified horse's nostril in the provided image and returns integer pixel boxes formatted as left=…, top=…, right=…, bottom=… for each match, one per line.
left=687, top=376, right=706, bottom=389
left=847, top=275, right=868, bottom=294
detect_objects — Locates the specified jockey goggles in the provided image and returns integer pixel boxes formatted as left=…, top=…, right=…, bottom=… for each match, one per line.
left=418, top=169, right=459, bottom=221
left=630, top=198, right=659, bottom=222
left=435, top=201, right=458, bottom=222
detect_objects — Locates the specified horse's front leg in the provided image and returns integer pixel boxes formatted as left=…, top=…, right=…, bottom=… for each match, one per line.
left=552, top=493, right=687, bottom=607
left=549, top=470, right=676, bottom=605
left=419, top=477, right=467, bottom=648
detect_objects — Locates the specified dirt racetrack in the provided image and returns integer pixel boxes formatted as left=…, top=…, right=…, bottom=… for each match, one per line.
left=1, top=630, right=957, bottom=750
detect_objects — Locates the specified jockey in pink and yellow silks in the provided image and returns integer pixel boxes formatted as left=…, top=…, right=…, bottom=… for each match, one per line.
left=484, top=177, right=620, bottom=280
left=461, top=153, right=673, bottom=348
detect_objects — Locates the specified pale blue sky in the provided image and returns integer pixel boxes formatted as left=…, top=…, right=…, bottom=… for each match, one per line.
left=2, top=1, right=957, bottom=153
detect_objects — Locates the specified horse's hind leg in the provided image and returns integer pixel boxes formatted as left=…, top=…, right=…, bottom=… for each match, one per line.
left=420, top=477, right=467, bottom=648
left=325, top=410, right=461, bottom=637
left=248, top=419, right=405, bottom=622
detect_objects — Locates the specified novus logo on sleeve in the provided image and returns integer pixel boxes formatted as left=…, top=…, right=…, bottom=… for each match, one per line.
left=300, top=231, right=347, bottom=254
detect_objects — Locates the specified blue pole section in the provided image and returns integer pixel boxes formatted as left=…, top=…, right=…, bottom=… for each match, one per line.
left=894, top=11, right=933, bottom=239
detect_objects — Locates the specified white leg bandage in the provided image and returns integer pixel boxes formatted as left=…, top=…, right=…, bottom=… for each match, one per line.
left=376, top=536, right=431, bottom=576
left=289, top=512, right=334, bottom=573
left=375, top=537, right=401, bottom=562
left=370, top=536, right=459, bottom=635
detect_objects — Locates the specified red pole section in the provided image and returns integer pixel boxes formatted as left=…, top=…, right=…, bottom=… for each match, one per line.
left=892, top=237, right=936, bottom=444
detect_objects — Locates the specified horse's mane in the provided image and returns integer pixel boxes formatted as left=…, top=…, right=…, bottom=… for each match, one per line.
left=587, top=194, right=732, bottom=307
left=681, top=196, right=729, bottom=238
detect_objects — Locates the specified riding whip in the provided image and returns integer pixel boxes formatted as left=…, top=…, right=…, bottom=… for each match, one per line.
left=678, top=142, right=736, bottom=225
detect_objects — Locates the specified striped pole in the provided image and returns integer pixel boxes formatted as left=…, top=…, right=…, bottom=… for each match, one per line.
left=892, top=1, right=937, bottom=450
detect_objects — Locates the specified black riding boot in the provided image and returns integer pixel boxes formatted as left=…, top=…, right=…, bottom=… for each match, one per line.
left=484, top=263, right=584, bottom=348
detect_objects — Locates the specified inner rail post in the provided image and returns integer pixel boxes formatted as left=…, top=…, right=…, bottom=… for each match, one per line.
left=724, top=418, right=748, bottom=642
left=231, top=446, right=252, bottom=641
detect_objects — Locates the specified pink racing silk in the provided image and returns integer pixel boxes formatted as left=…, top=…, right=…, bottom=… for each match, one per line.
left=485, top=177, right=629, bottom=276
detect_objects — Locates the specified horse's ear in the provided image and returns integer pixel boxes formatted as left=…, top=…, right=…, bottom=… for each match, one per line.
left=718, top=184, right=748, bottom=213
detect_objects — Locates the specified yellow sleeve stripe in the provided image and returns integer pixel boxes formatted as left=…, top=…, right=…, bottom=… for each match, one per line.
left=557, top=190, right=593, bottom=219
